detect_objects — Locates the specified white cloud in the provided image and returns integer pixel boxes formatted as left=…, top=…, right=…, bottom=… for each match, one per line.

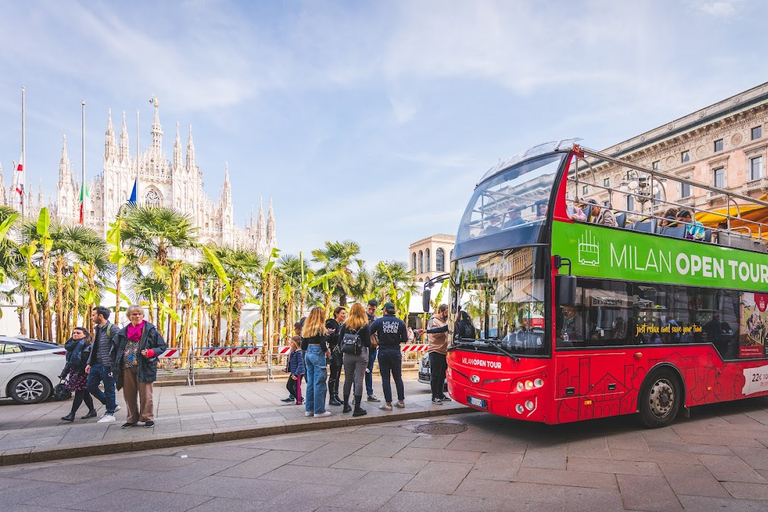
left=389, top=97, right=417, bottom=124
left=696, top=1, right=739, bottom=17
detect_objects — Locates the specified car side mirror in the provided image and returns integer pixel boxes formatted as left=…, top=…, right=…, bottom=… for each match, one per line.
left=556, top=274, right=577, bottom=306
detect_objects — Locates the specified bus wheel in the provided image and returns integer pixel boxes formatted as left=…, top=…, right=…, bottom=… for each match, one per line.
left=639, top=370, right=681, bottom=428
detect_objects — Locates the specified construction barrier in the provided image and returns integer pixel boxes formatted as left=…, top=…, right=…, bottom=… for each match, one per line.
left=158, top=348, right=182, bottom=358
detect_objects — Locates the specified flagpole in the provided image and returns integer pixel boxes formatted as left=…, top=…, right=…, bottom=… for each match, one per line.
left=136, top=108, right=140, bottom=183
left=21, top=87, right=25, bottom=220
left=80, top=101, right=86, bottom=225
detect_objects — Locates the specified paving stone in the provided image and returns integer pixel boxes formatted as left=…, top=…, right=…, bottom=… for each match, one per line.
left=609, top=448, right=701, bottom=466
left=176, top=474, right=293, bottom=501
left=616, top=474, right=683, bottom=512
left=605, top=431, right=649, bottom=452
left=454, top=478, right=563, bottom=505
left=378, top=490, right=532, bottom=512
left=179, top=444, right=268, bottom=461
left=515, top=466, right=618, bottom=490
left=89, top=452, right=199, bottom=471
left=405, top=434, right=456, bottom=449
left=235, top=436, right=327, bottom=452
left=118, top=459, right=239, bottom=491
left=352, top=434, right=412, bottom=457
left=320, top=470, right=413, bottom=510
left=657, top=462, right=730, bottom=498
left=263, top=482, right=344, bottom=511
left=568, top=456, right=662, bottom=476
left=721, top=481, right=768, bottom=500
left=566, top=435, right=610, bottom=459
left=78, top=487, right=211, bottom=512
left=521, top=444, right=567, bottom=470
left=678, top=494, right=768, bottom=511
left=730, top=445, right=768, bottom=471
left=332, top=454, right=427, bottom=474
left=698, top=453, right=767, bottom=484
left=650, top=441, right=735, bottom=456
left=403, top=460, right=473, bottom=494
left=13, top=462, right=116, bottom=484
left=466, top=452, right=522, bottom=482
left=257, top=463, right=367, bottom=485
left=217, top=449, right=304, bottom=478
left=393, top=446, right=482, bottom=463
left=290, top=441, right=367, bottom=467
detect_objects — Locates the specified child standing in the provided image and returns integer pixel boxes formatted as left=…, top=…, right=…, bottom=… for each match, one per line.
left=286, top=336, right=304, bottom=405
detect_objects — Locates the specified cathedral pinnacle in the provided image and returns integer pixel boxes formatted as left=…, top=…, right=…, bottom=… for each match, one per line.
left=119, top=111, right=129, bottom=161
left=173, top=122, right=182, bottom=171
left=105, top=108, right=117, bottom=161
left=186, top=125, right=195, bottom=171
left=151, top=101, right=163, bottom=153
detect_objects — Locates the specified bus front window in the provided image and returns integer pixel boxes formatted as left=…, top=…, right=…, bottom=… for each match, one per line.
left=453, top=247, right=548, bottom=357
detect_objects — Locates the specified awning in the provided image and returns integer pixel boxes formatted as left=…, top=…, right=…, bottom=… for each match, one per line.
left=695, top=204, right=768, bottom=238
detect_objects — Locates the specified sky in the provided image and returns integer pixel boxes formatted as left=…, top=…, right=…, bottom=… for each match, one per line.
left=0, top=0, right=765, bottom=266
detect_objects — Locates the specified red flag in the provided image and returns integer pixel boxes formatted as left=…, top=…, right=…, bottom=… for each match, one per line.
left=12, top=155, right=24, bottom=205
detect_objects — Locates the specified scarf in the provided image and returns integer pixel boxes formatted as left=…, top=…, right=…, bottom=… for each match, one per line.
left=127, top=321, right=145, bottom=342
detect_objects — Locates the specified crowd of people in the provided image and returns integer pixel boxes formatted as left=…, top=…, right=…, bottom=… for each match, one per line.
left=283, top=299, right=453, bottom=417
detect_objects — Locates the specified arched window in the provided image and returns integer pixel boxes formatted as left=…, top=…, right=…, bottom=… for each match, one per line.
left=450, top=249, right=454, bottom=261
left=145, top=189, right=161, bottom=208
left=436, top=248, right=445, bottom=272
left=426, top=248, right=431, bottom=271
left=412, top=252, right=417, bottom=271
left=419, top=251, right=423, bottom=273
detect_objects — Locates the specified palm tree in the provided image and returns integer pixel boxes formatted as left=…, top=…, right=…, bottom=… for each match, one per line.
left=376, top=260, right=418, bottom=321
left=311, top=240, right=361, bottom=311
left=219, top=247, right=262, bottom=346
left=123, top=206, right=198, bottom=346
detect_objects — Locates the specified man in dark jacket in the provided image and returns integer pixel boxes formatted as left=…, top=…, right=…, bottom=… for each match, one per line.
left=369, top=302, right=408, bottom=410
left=86, top=306, right=120, bottom=423
left=364, top=299, right=380, bottom=402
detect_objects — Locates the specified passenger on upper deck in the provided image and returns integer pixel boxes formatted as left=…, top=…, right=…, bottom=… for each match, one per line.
left=586, top=199, right=618, bottom=227
left=535, top=200, right=548, bottom=220
left=503, top=208, right=525, bottom=229
left=676, top=210, right=705, bottom=240
left=659, top=208, right=678, bottom=231
left=567, top=202, right=587, bottom=221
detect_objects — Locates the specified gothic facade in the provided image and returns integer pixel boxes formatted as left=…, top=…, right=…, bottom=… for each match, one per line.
left=14, top=104, right=276, bottom=256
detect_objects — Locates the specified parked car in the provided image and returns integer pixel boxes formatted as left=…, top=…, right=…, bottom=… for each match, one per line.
left=0, top=336, right=66, bottom=404
left=418, top=353, right=448, bottom=392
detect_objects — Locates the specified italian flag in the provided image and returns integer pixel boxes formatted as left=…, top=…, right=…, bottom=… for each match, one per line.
left=12, top=155, right=23, bottom=204
left=78, top=182, right=89, bottom=224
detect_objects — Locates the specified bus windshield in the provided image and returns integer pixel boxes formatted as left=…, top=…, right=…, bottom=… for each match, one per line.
left=453, top=247, right=548, bottom=357
left=456, top=153, right=566, bottom=245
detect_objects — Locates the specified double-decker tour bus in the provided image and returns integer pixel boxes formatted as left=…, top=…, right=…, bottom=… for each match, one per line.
left=423, top=139, right=768, bottom=427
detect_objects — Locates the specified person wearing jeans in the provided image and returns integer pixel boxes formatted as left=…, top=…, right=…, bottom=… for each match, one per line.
left=301, top=307, right=331, bottom=418
left=86, top=306, right=119, bottom=423
left=369, top=302, right=408, bottom=410
left=365, top=299, right=380, bottom=402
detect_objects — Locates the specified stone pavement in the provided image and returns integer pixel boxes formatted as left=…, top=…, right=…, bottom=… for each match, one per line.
left=3, top=399, right=768, bottom=510
left=0, top=373, right=468, bottom=466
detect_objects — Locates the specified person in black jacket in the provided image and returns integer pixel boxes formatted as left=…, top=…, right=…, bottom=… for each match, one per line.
left=60, top=327, right=96, bottom=422
left=301, top=307, right=332, bottom=418
left=325, top=306, right=346, bottom=406
left=86, top=306, right=119, bottom=423
left=113, top=305, right=166, bottom=428
left=369, top=302, right=408, bottom=410
left=337, top=303, right=371, bottom=416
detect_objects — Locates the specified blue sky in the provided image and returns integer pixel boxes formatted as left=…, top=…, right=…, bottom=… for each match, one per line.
left=0, top=0, right=765, bottom=265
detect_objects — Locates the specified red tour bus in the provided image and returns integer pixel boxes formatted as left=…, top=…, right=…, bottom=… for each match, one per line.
left=423, top=139, right=768, bottom=427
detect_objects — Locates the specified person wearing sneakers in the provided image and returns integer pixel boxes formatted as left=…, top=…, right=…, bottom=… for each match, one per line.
left=284, top=336, right=304, bottom=405
left=364, top=299, right=381, bottom=403
left=113, top=305, right=166, bottom=429
left=369, top=302, right=408, bottom=410
left=301, top=307, right=332, bottom=418
left=337, top=303, right=371, bottom=417
left=86, top=306, right=120, bottom=423
left=419, top=304, right=452, bottom=404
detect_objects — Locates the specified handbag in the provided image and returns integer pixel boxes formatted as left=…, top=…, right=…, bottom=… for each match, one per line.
left=341, top=330, right=362, bottom=355
left=53, top=381, right=72, bottom=401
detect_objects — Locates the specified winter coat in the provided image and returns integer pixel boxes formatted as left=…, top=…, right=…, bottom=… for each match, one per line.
left=61, top=337, right=93, bottom=377
left=288, top=349, right=305, bottom=376
left=113, top=321, right=167, bottom=388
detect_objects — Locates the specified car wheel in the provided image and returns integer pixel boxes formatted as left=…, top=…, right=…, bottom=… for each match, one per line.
left=9, top=374, right=52, bottom=404
left=639, top=369, right=681, bottom=428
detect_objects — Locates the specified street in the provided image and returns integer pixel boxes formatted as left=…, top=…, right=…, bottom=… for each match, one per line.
left=1, top=385, right=768, bottom=510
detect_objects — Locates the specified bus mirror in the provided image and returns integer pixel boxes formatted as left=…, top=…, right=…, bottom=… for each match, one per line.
left=422, top=288, right=431, bottom=312
left=556, top=274, right=577, bottom=306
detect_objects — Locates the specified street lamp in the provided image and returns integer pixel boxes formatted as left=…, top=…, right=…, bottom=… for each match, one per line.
left=619, top=171, right=666, bottom=214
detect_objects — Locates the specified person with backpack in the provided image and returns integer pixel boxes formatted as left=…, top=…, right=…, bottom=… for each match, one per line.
left=419, top=304, right=452, bottom=404
left=86, top=306, right=120, bottom=423
left=337, top=303, right=371, bottom=417
left=59, top=327, right=97, bottom=422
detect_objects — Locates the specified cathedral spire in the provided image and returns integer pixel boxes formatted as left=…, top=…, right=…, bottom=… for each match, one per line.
left=150, top=101, right=163, bottom=153
left=267, top=198, right=276, bottom=249
left=119, top=111, right=129, bottom=161
left=250, top=206, right=255, bottom=230
left=186, top=125, right=195, bottom=172
left=257, top=197, right=266, bottom=240
left=59, top=135, right=73, bottom=185
left=105, top=108, right=117, bottom=161
left=221, top=162, right=232, bottom=205
left=0, top=163, right=6, bottom=206
left=173, top=121, right=182, bottom=171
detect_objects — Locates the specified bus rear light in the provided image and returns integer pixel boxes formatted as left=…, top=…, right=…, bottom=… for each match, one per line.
left=515, top=404, right=524, bottom=414
left=534, top=378, right=544, bottom=388
left=525, top=380, right=534, bottom=390
left=525, top=400, right=535, bottom=411
left=516, top=382, right=524, bottom=392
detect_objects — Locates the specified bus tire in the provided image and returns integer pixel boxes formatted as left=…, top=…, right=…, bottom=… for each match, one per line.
left=639, top=369, right=681, bottom=428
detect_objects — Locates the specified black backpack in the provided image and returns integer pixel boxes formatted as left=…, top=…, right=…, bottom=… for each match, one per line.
left=341, top=329, right=362, bottom=355
left=460, top=321, right=476, bottom=339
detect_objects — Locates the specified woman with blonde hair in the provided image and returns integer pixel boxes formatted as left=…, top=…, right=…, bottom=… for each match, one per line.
left=301, top=307, right=332, bottom=418
left=337, top=303, right=372, bottom=417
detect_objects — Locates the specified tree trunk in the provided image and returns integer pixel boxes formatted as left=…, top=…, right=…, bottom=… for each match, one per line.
left=169, top=262, right=182, bottom=348
left=114, top=262, right=122, bottom=327
left=197, top=276, right=205, bottom=349
left=54, top=257, right=65, bottom=345
left=72, top=264, right=81, bottom=331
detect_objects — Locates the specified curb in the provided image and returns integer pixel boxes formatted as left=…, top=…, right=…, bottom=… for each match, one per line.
left=0, top=406, right=475, bottom=467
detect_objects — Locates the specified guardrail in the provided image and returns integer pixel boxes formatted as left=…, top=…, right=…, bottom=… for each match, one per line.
left=157, top=344, right=429, bottom=386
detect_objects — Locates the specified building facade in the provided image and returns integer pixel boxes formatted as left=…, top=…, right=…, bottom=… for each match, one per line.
left=580, top=82, right=768, bottom=219
left=8, top=104, right=276, bottom=256
left=409, top=234, right=456, bottom=282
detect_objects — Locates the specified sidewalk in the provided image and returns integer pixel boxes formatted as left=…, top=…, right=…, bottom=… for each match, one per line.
left=0, top=373, right=469, bottom=466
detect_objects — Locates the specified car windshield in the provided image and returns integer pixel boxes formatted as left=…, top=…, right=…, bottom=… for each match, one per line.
left=456, top=153, right=565, bottom=245
left=453, top=247, right=548, bottom=357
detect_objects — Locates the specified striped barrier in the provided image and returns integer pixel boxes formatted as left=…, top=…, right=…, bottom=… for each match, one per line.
left=199, top=347, right=261, bottom=357
left=158, top=348, right=182, bottom=358
left=275, top=344, right=427, bottom=355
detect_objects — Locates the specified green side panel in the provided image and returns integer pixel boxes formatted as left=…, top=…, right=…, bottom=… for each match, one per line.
left=551, top=221, right=768, bottom=292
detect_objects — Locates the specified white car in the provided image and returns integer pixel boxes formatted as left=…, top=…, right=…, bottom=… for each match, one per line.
left=0, top=336, right=66, bottom=404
